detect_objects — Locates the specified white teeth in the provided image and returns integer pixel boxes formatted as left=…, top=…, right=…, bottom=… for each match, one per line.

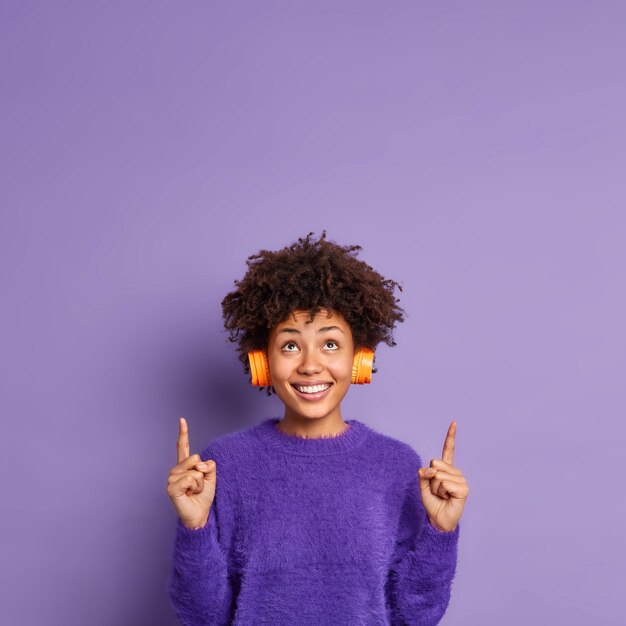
left=294, top=384, right=331, bottom=394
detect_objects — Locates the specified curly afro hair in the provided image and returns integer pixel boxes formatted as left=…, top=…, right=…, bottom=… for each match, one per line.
left=221, top=230, right=406, bottom=395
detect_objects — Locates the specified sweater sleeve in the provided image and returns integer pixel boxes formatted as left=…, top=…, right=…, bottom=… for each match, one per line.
left=386, top=450, right=461, bottom=626
left=167, top=448, right=235, bottom=626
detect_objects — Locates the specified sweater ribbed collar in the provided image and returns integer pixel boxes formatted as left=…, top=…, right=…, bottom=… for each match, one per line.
left=254, top=417, right=369, bottom=456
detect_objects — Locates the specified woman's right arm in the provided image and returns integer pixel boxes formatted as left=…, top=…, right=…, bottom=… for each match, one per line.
left=166, top=418, right=234, bottom=625
left=168, top=505, right=234, bottom=625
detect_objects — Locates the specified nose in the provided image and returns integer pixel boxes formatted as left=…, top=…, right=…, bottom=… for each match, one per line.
left=297, top=349, right=323, bottom=375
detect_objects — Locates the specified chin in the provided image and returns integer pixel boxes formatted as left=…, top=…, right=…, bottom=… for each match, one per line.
left=286, top=403, right=338, bottom=422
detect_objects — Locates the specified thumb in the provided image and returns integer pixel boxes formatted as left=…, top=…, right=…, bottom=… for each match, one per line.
left=196, top=460, right=216, bottom=478
left=418, top=466, right=436, bottom=488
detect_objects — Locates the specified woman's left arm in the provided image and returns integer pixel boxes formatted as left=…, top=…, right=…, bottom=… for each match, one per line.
left=386, top=422, right=469, bottom=626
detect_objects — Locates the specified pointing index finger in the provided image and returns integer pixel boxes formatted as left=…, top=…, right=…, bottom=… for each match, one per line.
left=177, top=416, right=190, bottom=464
left=442, top=420, right=456, bottom=465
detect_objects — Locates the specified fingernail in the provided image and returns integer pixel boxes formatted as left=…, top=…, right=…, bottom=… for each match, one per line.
left=197, top=463, right=207, bottom=469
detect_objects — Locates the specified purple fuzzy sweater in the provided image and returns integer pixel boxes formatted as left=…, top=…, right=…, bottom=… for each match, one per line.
left=168, top=417, right=460, bottom=625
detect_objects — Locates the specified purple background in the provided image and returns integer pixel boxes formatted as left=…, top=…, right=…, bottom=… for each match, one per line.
left=2, top=2, right=625, bottom=625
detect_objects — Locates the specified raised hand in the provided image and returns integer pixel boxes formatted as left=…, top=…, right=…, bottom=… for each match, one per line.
left=166, top=417, right=216, bottom=530
left=417, top=421, right=469, bottom=533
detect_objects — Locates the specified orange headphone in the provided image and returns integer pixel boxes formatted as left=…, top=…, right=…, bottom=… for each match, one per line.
left=247, top=347, right=375, bottom=387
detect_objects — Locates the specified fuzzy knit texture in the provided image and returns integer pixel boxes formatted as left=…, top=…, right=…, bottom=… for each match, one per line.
left=168, top=417, right=460, bottom=626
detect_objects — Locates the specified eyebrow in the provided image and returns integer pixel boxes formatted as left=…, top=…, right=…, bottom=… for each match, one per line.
left=276, top=325, right=345, bottom=335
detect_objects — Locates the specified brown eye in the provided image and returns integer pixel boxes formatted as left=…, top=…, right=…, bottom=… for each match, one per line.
left=282, top=342, right=298, bottom=352
left=325, top=340, right=338, bottom=350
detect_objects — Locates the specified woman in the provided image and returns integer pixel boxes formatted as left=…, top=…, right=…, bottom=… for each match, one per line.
left=167, top=231, right=469, bottom=625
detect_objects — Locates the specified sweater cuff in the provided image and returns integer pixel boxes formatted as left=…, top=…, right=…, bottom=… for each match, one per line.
left=175, top=514, right=219, bottom=556
left=417, top=520, right=460, bottom=559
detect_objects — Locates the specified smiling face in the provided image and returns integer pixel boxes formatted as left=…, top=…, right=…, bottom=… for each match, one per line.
left=267, top=308, right=355, bottom=428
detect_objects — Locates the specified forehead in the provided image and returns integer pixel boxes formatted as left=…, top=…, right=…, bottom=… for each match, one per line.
left=273, top=308, right=350, bottom=330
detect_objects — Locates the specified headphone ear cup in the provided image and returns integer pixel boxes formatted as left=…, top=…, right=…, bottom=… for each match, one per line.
left=352, top=347, right=374, bottom=384
left=248, top=350, right=272, bottom=387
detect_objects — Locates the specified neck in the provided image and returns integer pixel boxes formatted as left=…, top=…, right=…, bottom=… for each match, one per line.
left=276, top=413, right=348, bottom=439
